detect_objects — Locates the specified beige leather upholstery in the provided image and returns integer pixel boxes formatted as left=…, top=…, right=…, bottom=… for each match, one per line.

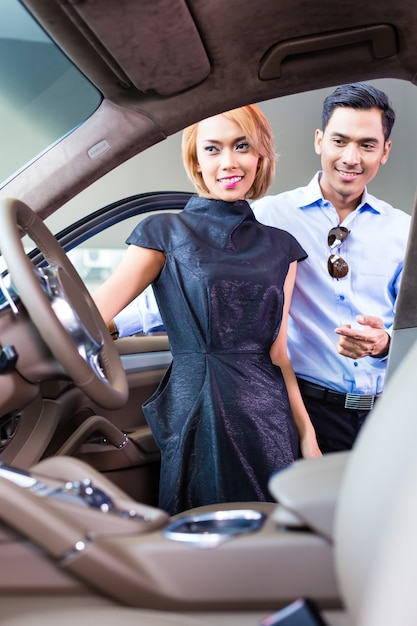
left=331, top=337, right=417, bottom=626
left=0, top=341, right=416, bottom=625
left=0, top=607, right=205, bottom=626
left=269, top=451, right=349, bottom=540
left=266, top=338, right=417, bottom=625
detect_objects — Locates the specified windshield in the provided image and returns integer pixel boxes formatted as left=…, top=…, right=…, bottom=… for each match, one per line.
left=0, top=0, right=102, bottom=186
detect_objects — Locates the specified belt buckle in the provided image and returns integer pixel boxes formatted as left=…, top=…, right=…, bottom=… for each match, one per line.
left=344, top=393, right=375, bottom=410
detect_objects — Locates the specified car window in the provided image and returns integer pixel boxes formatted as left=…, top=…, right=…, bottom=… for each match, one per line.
left=62, top=199, right=188, bottom=337
left=66, top=212, right=139, bottom=295
left=67, top=220, right=161, bottom=337
left=0, top=0, right=102, bottom=186
left=68, top=247, right=126, bottom=294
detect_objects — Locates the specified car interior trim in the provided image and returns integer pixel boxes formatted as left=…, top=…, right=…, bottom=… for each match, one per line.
left=259, top=24, right=398, bottom=80
left=120, top=351, right=172, bottom=374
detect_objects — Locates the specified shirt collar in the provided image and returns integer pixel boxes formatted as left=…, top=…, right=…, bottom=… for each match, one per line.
left=297, top=173, right=325, bottom=208
left=299, top=172, right=384, bottom=215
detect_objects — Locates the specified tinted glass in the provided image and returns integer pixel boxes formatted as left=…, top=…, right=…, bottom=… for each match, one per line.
left=0, top=0, right=102, bottom=186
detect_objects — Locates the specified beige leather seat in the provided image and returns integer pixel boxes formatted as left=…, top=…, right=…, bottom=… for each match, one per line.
left=318, top=335, right=417, bottom=626
left=263, top=335, right=417, bottom=625
left=327, top=334, right=417, bottom=625
left=0, top=607, right=206, bottom=626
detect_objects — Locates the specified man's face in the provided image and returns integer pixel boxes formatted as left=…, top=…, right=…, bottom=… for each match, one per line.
left=314, top=106, right=392, bottom=208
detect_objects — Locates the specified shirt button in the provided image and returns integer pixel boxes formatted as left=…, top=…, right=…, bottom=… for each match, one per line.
left=354, top=362, right=358, bottom=367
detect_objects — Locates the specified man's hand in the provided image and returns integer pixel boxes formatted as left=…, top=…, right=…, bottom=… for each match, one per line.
left=335, top=315, right=391, bottom=359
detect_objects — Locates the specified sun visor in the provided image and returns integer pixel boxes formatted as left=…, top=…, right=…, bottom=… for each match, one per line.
left=59, top=0, right=210, bottom=95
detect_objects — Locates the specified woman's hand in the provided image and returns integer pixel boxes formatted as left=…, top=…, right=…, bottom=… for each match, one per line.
left=300, top=429, right=322, bottom=458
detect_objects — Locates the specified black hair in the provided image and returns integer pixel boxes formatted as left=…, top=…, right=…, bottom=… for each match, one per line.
left=321, top=82, right=396, bottom=141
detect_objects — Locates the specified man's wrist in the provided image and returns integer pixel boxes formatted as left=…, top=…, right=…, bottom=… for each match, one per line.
left=372, top=332, right=391, bottom=358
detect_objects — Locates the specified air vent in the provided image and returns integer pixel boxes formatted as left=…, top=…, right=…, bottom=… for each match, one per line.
left=0, top=412, right=20, bottom=448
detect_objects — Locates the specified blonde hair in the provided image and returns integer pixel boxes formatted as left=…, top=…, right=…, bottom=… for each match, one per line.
left=182, top=104, right=277, bottom=200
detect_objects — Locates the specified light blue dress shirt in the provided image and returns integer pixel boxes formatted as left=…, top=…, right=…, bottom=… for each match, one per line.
left=251, top=173, right=411, bottom=395
left=114, top=285, right=164, bottom=336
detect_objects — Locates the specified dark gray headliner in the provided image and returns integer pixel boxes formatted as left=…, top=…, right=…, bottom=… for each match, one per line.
left=23, top=0, right=417, bottom=131
left=4, top=0, right=416, bottom=221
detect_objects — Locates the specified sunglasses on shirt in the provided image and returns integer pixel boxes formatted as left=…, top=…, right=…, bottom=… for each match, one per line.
left=327, top=226, right=350, bottom=279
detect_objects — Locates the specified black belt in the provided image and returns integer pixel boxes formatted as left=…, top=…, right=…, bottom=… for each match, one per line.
left=297, top=378, right=378, bottom=411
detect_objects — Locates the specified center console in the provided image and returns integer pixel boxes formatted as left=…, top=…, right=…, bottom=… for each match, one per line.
left=0, top=454, right=346, bottom=612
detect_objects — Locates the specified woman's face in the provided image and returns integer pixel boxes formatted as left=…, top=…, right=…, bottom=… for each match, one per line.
left=195, top=114, right=260, bottom=201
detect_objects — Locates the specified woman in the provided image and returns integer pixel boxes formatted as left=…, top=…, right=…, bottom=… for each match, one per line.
left=94, top=105, right=321, bottom=515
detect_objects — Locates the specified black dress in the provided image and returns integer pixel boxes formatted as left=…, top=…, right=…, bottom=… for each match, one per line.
left=126, top=196, right=307, bottom=515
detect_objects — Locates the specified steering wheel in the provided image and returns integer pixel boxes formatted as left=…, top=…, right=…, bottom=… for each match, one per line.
left=0, top=198, right=128, bottom=409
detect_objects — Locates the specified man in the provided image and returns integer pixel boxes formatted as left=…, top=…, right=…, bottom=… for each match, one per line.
left=251, top=82, right=411, bottom=453
left=108, top=286, right=165, bottom=339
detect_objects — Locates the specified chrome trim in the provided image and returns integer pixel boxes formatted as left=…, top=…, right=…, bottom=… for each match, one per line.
left=0, top=273, right=19, bottom=314
left=48, top=478, right=148, bottom=520
left=59, top=533, right=93, bottom=563
left=121, top=351, right=172, bottom=373
left=163, top=509, right=266, bottom=549
left=0, top=463, right=38, bottom=489
left=37, top=265, right=106, bottom=381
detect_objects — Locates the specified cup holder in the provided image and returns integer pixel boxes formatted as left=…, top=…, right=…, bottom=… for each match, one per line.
left=162, top=508, right=267, bottom=548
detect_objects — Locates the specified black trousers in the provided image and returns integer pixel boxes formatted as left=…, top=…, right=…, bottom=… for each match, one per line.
left=300, top=393, right=371, bottom=454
